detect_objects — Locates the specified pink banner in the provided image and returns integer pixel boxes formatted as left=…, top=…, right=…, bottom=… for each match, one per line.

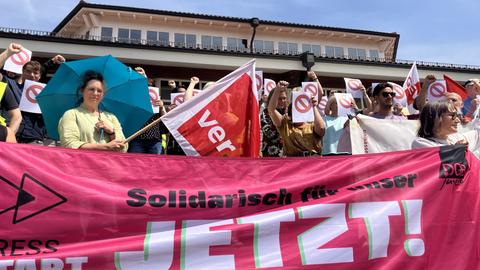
left=0, top=143, right=478, bottom=269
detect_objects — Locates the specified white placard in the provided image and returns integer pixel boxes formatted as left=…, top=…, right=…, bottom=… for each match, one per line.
left=334, top=93, right=355, bottom=117
left=19, top=80, right=45, bottom=114
left=255, top=71, right=263, bottom=91
left=170, top=90, right=201, bottom=106
left=292, top=91, right=314, bottom=123
left=344, top=78, right=363, bottom=98
left=388, top=82, right=408, bottom=107
left=171, top=93, right=184, bottom=106
left=148, top=86, right=160, bottom=113
left=4, top=48, right=32, bottom=74
left=302, top=82, right=319, bottom=98
left=427, top=80, right=447, bottom=102
left=317, top=95, right=328, bottom=115
left=263, top=79, right=276, bottom=96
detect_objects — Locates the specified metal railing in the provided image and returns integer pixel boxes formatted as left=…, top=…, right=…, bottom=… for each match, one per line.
left=0, top=26, right=479, bottom=70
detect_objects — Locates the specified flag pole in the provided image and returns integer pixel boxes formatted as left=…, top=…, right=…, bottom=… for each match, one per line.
left=124, top=117, right=163, bottom=143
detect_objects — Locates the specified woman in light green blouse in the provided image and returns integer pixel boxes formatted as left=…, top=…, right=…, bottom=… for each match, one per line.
left=58, top=71, right=127, bottom=152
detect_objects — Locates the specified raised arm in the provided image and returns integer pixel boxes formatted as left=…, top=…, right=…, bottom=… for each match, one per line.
left=268, top=80, right=289, bottom=127
left=415, top=75, right=436, bottom=111
left=311, top=96, right=326, bottom=137
left=184, top=76, right=199, bottom=101
left=0, top=43, right=23, bottom=69
left=361, top=85, right=373, bottom=112
left=307, top=71, right=324, bottom=98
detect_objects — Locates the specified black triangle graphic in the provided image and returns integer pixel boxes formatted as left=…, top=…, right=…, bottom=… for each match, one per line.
left=13, top=173, right=67, bottom=224
left=17, top=190, right=35, bottom=207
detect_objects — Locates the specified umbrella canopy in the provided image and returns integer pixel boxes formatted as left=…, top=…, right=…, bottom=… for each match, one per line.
left=37, top=55, right=153, bottom=140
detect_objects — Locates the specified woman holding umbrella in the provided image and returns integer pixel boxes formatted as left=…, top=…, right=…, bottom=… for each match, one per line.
left=58, top=71, right=127, bottom=152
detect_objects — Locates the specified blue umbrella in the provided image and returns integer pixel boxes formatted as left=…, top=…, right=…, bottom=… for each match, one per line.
left=37, top=55, right=153, bottom=140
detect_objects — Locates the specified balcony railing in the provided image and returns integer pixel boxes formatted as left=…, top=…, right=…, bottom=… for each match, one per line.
left=0, top=26, right=479, bottom=70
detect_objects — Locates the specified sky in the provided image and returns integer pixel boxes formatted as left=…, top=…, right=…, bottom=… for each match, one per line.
left=1, top=0, right=479, bottom=66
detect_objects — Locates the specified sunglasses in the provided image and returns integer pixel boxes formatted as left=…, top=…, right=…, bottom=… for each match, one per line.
left=446, top=112, right=459, bottom=120
left=381, top=92, right=396, bottom=98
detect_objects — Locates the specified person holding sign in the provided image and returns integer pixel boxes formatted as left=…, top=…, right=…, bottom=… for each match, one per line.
left=370, top=82, right=406, bottom=120
left=260, top=85, right=287, bottom=157
left=268, top=80, right=325, bottom=156
left=0, top=42, right=65, bottom=145
left=412, top=101, right=468, bottom=148
left=58, top=71, right=127, bottom=152
left=128, top=67, right=167, bottom=154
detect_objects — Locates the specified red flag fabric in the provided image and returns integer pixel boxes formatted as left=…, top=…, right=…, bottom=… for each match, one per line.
left=161, top=60, right=260, bottom=157
left=402, top=62, right=421, bottom=105
left=443, top=74, right=469, bottom=100
left=0, top=143, right=479, bottom=269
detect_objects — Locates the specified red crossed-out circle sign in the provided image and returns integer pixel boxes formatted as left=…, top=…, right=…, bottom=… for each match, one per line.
left=173, top=94, right=184, bottom=105
left=25, top=84, right=43, bottom=104
left=347, top=80, right=362, bottom=91
left=339, top=96, right=354, bottom=108
left=294, top=94, right=312, bottom=113
left=149, top=88, right=159, bottom=104
left=255, top=74, right=262, bottom=90
left=265, top=81, right=276, bottom=93
left=11, top=50, right=30, bottom=65
left=429, top=82, right=446, bottom=98
left=392, top=84, right=405, bottom=99
left=304, top=83, right=318, bottom=97
left=318, top=96, right=328, bottom=111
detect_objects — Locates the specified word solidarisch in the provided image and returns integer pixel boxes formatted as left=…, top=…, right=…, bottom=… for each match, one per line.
left=126, top=173, right=417, bottom=209
left=115, top=199, right=425, bottom=269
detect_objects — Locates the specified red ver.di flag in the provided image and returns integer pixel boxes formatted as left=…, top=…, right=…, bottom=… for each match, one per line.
left=292, top=91, right=314, bottom=123
left=443, top=74, right=468, bottom=100
left=4, top=48, right=32, bottom=74
left=344, top=78, right=363, bottom=98
left=19, top=80, right=45, bottom=114
left=402, top=62, right=421, bottom=105
left=161, top=59, right=260, bottom=157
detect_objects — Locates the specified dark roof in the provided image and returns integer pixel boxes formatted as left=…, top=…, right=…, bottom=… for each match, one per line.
left=53, top=1, right=400, bottom=39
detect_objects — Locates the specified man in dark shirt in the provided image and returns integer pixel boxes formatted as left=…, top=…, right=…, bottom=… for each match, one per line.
left=0, top=74, right=21, bottom=142
left=0, top=42, right=64, bottom=145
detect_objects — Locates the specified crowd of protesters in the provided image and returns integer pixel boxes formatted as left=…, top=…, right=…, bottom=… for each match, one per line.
left=0, top=42, right=478, bottom=157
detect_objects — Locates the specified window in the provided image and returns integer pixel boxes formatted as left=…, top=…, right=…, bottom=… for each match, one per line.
left=147, top=31, right=157, bottom=44
left=227, top=37, right=247, bottom=52
left=369, top=50, right=379, bottom=60
left=118, top=28, right=141, bottom=44
left=302, top=44, right=321, bottom=56
left=253, top=40, right=274, bottom=53
left=278, top=42, right=299, bottom=55
left=201, top=35, right=223, bottom=49
left=101, top=27, right=113, bottom=42
left=348, top=48, right=366, bottom=59
left=159, top=32, right=169, bottom=45
left=325, top=46, right=344, bottom=58
left=147, top=31, right=169, bottom=45
left=175, top=33, right=196, bottom=47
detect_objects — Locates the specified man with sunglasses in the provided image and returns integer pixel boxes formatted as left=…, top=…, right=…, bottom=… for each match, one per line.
left=369, top=82, right=406, bottom=120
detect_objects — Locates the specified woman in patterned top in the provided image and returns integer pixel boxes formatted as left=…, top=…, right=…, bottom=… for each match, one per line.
left=261, top=87, right=287, bottom=157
